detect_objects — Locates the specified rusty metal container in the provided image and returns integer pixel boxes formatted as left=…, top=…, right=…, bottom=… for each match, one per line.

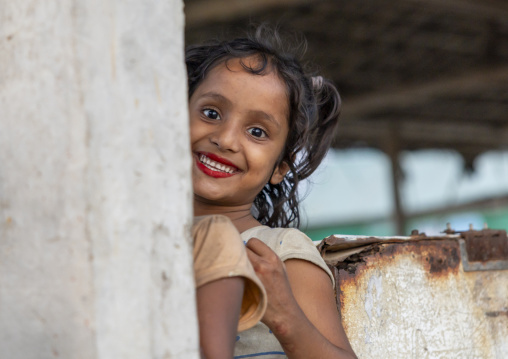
left=318, top=227, right=508, bottom=359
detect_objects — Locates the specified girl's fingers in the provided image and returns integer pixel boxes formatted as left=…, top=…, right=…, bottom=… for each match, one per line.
left=245, top=238, right=297, bottom=331
left=246, top=238, right=278, bottom=268
left=246, top=238, right=286, bottom=278
left=245, top=239, right=267, bottom=269
left=245, top=245, right=260, bottom=266
left=246, top=237, right=274, bottom=257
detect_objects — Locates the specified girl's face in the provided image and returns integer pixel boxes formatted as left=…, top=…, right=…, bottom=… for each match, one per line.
left=189, top=57, right=290, bottom=208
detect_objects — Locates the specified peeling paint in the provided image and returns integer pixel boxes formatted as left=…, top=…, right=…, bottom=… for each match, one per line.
left=365, top=274, right=383, bottom=321
left=321, top=232, right=508, bottom=358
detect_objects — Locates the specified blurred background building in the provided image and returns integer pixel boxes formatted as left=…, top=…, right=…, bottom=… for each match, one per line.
left=184, top=0, right=508, bottom=239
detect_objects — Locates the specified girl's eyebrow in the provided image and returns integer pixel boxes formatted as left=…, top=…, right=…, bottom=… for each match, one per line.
left=200, top=91, right=232, bottom=106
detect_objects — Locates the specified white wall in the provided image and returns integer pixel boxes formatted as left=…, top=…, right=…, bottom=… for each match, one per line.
left=0, top=1, right=199, bottom=358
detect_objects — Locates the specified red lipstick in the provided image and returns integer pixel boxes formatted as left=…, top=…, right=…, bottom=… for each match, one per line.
left=201, top=152, right=239, bottom=168
left=195, top=152, right=240, bottom=179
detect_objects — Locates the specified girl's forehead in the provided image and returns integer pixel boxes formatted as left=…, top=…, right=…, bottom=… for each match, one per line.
left=222, top=56, right=276, bottom=77
left=199, top=57, right=287, bottom=97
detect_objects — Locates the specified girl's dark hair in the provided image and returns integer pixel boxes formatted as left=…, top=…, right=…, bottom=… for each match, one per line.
left=186, top=25, right=341, bottom=228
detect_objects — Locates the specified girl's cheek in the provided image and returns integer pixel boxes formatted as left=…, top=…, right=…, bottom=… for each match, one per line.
left=189, top=120, right=201, bottom=140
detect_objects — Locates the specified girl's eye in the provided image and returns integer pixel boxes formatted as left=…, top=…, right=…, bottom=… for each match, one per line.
left=248, top=127, right=267, bottom=138
left=203, top=109, right=220, bottom=120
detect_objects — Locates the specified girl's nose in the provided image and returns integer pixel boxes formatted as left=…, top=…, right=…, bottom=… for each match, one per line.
left=210, top=122, right=241, bottom=153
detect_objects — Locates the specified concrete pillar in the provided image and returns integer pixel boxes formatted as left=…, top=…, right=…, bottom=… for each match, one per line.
left=0, top=1, right=199, bottom=358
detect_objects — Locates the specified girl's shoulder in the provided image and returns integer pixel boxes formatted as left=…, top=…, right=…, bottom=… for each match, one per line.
left=241, top=225, right=311, bottom=246
left=242, top=225, right=334, bottom=287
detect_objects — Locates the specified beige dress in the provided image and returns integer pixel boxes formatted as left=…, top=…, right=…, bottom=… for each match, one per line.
left=193, top=215, right=267, bottom=332
left=233, top=226, right=334, bottom=359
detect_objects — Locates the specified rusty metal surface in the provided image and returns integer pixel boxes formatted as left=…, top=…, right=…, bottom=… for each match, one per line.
left=463, top=229, right=508, bottom=262
left=323, top=232, right=508, bottom=358
left=321, top=228, right=508, bottom=271
left=458, top=229, right=508, bottom=272
left=318, top=233, right=438, bottom=252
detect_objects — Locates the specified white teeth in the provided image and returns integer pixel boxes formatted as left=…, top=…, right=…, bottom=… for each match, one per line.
left=199, top=154, right=236, bottom=174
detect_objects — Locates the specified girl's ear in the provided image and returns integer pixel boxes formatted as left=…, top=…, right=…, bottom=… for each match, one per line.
left=269, top=161, right=290, bottom=185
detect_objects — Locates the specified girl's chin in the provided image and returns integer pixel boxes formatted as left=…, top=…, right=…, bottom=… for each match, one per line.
left=193, top=191, right=231, bottom=204
left=192, top=177, right=236, bottom=200
left=192, top=192, right=255, bottom=208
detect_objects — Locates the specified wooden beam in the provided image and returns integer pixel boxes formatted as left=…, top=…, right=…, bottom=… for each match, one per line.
left=407, top=0, right=508, bottom=19
left=336, top=119, right=508, bottom=148
left=185, top=0, right=313, bottom=27
left=385, top=128, right=406, bottom=235
left=185, top=0, right=508, bottom=27
left=407, top=193, right=508, bottom=220
left=341, top=65, right=508, bottom=119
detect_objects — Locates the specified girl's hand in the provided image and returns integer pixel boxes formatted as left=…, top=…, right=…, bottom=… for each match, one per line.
left=245, top=237, right=357, bottom=359
left=245, top=237, right=299, bottom=335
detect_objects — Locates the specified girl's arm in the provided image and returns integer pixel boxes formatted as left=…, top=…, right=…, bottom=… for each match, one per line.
left=197, top=277, right=244, bottom=359
left=246, top=238, right=357, bottom=359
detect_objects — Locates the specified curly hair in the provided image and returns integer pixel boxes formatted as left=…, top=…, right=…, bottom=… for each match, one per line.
left=186, top=26, right=341, bottom=228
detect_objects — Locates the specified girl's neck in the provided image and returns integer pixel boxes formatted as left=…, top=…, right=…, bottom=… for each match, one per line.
left=193, top=199, right=262, bottom=233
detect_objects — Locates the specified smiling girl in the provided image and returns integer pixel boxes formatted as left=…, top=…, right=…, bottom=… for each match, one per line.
left=187, top=27, right=357, bottom=359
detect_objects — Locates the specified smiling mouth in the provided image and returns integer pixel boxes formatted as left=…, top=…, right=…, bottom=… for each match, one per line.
left=197, top=153, right=239, bottom=176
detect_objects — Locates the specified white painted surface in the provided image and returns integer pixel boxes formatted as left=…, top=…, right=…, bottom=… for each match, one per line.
left=338, top=247, right=508, bottom=359
left=0, top=1, right=198, bottom=358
